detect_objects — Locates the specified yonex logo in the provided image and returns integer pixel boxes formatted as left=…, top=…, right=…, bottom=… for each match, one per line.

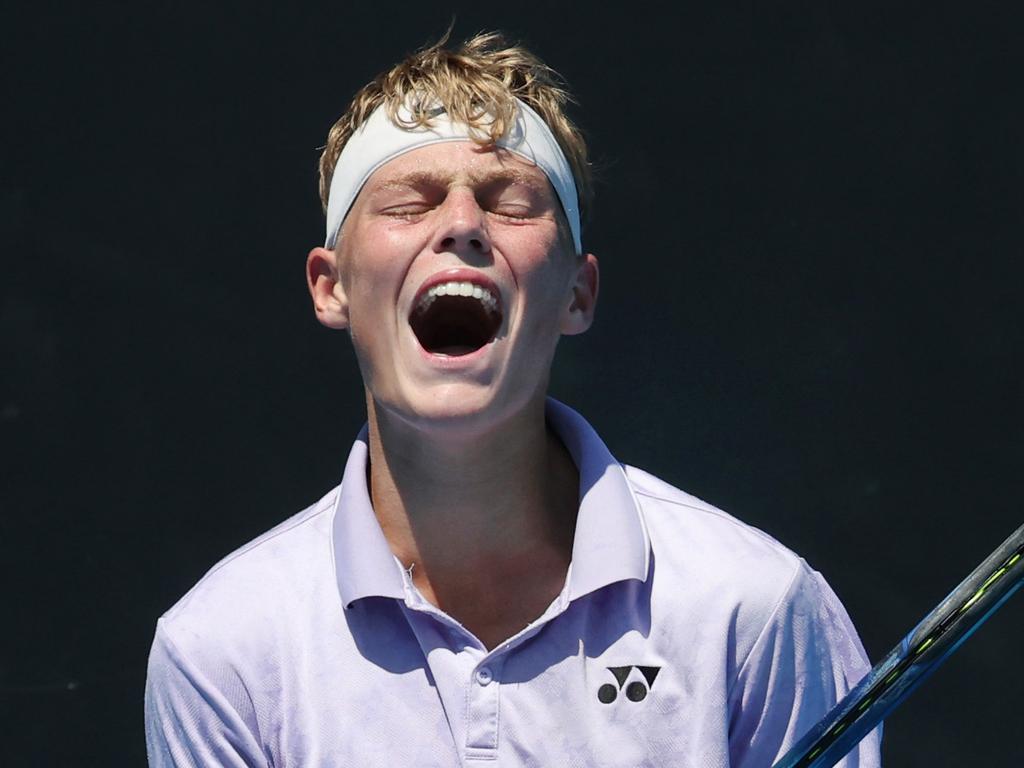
left=597, top=665, right=661, bottom=704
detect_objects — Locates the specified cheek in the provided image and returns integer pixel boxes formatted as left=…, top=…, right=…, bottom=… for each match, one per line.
left=341, top=227, right=418, bottom=309
left=518, top=237, right=574, bottom=297
left=517, top=262, right=574, bottom=335
left=348, top=265, right=396, bottom=308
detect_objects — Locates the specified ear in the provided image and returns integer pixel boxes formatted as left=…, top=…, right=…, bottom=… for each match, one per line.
left=306, top=246, right=350, bottom=330
left=560, top=252, right=599, bottom=335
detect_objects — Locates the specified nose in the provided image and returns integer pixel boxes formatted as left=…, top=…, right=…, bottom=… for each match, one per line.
left=432, top=189, right=492, bottom=257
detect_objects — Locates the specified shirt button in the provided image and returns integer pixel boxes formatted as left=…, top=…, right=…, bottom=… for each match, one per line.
left=475, top=666, right=493, bottom=686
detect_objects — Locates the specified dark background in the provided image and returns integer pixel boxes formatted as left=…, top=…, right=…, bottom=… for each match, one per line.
left=2, top=2, right=1021, bottom=765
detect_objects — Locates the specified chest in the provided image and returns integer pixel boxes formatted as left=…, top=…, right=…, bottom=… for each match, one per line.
left=260, top=595, right=734, bottom=768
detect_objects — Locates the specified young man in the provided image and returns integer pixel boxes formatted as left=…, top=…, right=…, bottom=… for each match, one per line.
left=145, top=32, right=882, bottom=766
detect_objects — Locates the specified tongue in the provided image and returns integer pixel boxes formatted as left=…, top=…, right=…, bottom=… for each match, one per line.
left=433, top=344, right=479, bottom=356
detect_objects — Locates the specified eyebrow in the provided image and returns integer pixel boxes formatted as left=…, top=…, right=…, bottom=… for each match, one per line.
left=371, top=166, right=550, bottom=193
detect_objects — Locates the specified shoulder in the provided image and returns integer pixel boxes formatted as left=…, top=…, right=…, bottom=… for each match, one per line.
left=624, top=463, right=802, bottom=584
left=145, top=489, right=342, bottom=764
left=156, top=485, right=341, bottom=661
left=623, top=464, right=823, bottom=661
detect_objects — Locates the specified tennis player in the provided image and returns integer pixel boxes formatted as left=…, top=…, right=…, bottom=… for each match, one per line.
left=145, top=30, right=882, bottom=767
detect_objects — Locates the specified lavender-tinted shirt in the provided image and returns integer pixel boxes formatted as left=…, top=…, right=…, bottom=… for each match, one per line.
left=145, top=399, right=881, bottom=766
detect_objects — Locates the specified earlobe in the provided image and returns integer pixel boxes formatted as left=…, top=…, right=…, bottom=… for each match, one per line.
left=306, top=246, right=350, bottom=330
left=561, top=253, right=599, bottom=336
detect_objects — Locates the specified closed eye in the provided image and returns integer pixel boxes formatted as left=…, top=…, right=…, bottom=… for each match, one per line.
left=371, top=179, right=446, bottom=218
left=383, top=204, right=432, bottom=215
left=480, top=180, right=551, bottom=221
left=490, top=206, right=532, bottom=220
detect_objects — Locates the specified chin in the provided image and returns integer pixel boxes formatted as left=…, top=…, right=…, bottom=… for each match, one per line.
left=371, top=380, right=540, bottom=440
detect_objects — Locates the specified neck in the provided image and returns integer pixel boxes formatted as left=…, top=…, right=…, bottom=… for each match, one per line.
left=366, top=392, right=579, bottom=602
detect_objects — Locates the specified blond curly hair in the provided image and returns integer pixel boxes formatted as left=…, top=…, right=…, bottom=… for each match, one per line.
left=317, top=30, right=592, bottom=226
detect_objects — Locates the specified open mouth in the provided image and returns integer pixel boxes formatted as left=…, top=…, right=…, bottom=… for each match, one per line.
left=409, top=279, right=503, bottom=357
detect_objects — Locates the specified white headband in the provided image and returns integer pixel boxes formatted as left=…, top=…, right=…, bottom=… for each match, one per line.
left=324, top=98, right=582, bottom=254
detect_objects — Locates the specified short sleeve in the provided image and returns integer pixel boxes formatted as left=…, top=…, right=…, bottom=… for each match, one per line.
left=727, top=561, right=883, bottom=767
left=144, top=621, right=268, bottom=768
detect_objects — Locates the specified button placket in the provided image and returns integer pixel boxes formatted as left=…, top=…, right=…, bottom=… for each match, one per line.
left=465, top=655, right=505, bottom=756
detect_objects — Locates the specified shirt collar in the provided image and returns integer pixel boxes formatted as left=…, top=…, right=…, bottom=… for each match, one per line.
left=332, top=398, right=651, bottom=610
left=544, top=398, right=651, bottom=601
left=332, top=426, right=407, bottom=608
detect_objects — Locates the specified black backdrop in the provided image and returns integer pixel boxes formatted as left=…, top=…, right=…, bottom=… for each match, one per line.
left=3, top=2, right=1021, bottom=765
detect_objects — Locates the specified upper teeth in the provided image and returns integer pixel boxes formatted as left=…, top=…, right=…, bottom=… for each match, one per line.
left=416, top=281, right=499, bottom=314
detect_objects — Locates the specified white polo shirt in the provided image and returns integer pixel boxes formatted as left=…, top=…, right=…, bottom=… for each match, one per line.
left=145, top=399, right=882, bottom=767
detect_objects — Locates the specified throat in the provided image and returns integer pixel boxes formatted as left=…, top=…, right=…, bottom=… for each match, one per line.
left=408, top=548, right=573, bottom=650
left=366, top=398, right=581, bottom=639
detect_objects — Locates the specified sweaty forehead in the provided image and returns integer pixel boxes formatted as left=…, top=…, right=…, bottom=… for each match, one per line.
left=362, top=142, right=553, bottom=194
